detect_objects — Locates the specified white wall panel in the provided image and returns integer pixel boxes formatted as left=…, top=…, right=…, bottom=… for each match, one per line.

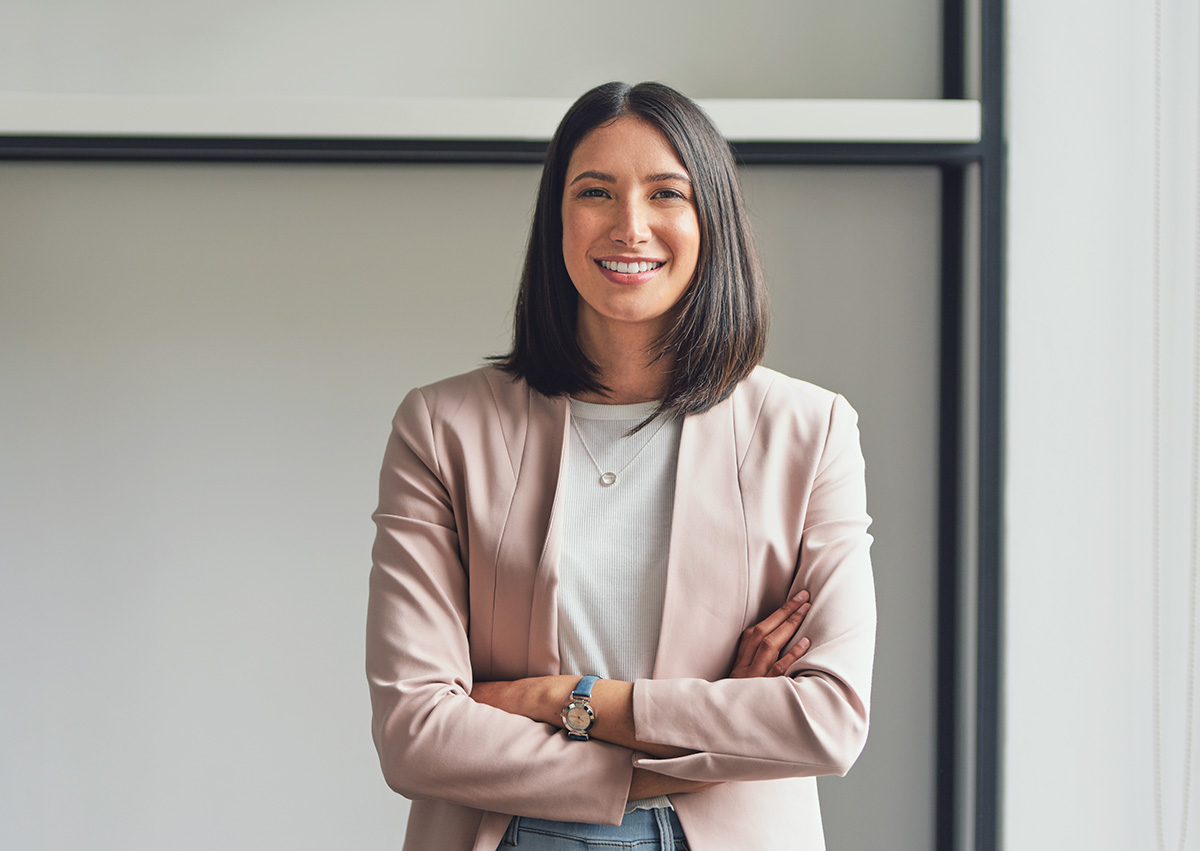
left=1006, top=0, right=1199, bottom=848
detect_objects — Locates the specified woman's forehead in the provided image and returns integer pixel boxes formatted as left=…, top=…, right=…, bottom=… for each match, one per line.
left=565, top=117, right=689, bottom=180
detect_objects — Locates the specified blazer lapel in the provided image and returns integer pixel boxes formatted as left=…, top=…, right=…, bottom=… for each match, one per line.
left=487, top=384, right=569, bottom=678
left=653, top=395, right=750, bottom=680
left=525, top=391, right=570, bottom=675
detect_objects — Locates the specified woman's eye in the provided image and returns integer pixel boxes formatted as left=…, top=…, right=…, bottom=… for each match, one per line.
left=653, top=188, right=685, bottom=200
left=578, top=187, right=609, bottom=198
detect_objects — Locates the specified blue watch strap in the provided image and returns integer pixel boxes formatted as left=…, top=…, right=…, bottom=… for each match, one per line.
left=571, top=675, right=601, bottom=699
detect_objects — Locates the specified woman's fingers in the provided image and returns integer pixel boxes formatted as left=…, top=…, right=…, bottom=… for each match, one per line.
left=745, top=599, right=811, bottom=674
left=760, top=590, right=809, bottom=634
left=766, top=635, right=811, bottom=677
left=730, top=591, right=807, bottom=669
left=729, top=591, right=813, bottom=679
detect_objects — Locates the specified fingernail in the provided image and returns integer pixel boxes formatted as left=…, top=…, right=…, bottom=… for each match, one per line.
left=792, top=590, right=809, bottom=602
left=799, top=603, right=811, bottom=615
left=799, top=637, right=811, bottom=649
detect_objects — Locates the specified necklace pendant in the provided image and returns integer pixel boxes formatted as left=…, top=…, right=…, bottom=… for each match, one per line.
left=599, top=472, right=617, bottom=487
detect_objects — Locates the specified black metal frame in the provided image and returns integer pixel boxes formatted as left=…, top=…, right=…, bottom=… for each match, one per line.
left=0, top=134, right=988, bottom=167
left=0, top=3, right=1003, bottom=847
left=976, top=0, right=1006, bottom=847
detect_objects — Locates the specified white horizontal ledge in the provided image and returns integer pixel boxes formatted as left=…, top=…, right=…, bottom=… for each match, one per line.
left=0, top=94, right=981, bottom=145
left=707, top=99, right=980, bottom=143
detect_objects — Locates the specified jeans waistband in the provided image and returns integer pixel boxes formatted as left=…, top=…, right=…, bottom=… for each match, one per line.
left=500, top=807, right=686, bottom=848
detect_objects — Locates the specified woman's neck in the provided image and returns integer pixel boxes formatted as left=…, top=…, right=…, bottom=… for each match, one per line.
left=575, top=319, right=674, bottom=405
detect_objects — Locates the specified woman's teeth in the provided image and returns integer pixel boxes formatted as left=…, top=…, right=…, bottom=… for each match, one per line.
left=598, top=260, right=663, bottom=274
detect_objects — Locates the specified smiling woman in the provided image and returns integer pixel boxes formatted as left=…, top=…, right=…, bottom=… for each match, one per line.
left=496, top=82, right=771, bottom=422
left=366, top=82, right=876, bottom=851
left=560, top=117, right=701, bottom=383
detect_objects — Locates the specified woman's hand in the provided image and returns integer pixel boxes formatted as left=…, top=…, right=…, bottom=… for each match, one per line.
left=728, top=590, right=812, bottom=679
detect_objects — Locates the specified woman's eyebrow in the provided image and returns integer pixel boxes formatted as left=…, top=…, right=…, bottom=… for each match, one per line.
left=647, top=172, right=691, bottom=184
left=568, top=170, right=615, bottom=186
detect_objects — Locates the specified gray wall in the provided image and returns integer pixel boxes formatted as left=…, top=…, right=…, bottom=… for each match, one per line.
left=0, top=2, right=945, bottom=848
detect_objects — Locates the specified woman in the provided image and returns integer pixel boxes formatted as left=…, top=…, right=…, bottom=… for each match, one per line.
left=366, top=82, right=875, bottom=851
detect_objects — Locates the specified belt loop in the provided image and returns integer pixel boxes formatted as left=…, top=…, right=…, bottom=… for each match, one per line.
left=499, top=815, right=520, bottom=846
left=653, top=808, right=672, bottom=849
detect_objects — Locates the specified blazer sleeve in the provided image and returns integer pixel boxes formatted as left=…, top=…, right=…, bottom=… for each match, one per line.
left=365, top=386, right=635, bottom=824
left=630, top=393, right=876, bottom=783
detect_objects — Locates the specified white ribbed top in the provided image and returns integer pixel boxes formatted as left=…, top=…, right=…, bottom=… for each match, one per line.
left=558, top=398, right=682, bottom=812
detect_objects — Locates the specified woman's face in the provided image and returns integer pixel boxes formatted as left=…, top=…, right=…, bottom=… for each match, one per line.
left=561, top=116, right=701, bottom=343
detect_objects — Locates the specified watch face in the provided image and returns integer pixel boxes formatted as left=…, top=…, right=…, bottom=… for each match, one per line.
left=565, top=704, right=593, bottom=731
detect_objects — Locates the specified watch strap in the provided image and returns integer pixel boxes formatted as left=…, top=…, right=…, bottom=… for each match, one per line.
left=571, top=675, right=601, bottom=700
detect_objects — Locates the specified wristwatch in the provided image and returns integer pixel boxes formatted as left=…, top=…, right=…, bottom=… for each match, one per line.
left=561, top=675, right=601, bottom=741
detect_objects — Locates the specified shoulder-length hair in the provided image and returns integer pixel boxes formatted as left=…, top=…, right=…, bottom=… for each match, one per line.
left=493, top=81, right=769, bottom=418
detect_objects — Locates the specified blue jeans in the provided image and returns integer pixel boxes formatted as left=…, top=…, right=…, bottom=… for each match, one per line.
left=499, top=808, right=690, bottom=850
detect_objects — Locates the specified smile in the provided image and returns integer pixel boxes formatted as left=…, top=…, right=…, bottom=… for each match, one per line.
left=597, top=259, right=664, bottom=274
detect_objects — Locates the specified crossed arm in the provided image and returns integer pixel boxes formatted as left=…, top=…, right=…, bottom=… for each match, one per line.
left=470, top=589, right=813, bottom=800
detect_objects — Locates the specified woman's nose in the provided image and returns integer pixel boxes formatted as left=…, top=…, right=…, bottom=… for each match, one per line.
left=610, top=200, right=651, bottom=245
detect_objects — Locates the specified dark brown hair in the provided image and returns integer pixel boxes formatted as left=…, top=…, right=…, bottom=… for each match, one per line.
left=494, top=81, right=768, bottom=418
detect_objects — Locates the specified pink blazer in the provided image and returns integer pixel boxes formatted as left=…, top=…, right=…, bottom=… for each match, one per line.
left=366, top=365, right=875, bottom=851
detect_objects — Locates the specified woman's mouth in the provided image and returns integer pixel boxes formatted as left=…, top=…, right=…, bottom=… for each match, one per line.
left=597, top=259, right=664, bottom=274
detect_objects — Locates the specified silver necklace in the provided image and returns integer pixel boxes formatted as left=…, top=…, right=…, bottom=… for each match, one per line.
left=570, top=415, right=671, bottom=488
